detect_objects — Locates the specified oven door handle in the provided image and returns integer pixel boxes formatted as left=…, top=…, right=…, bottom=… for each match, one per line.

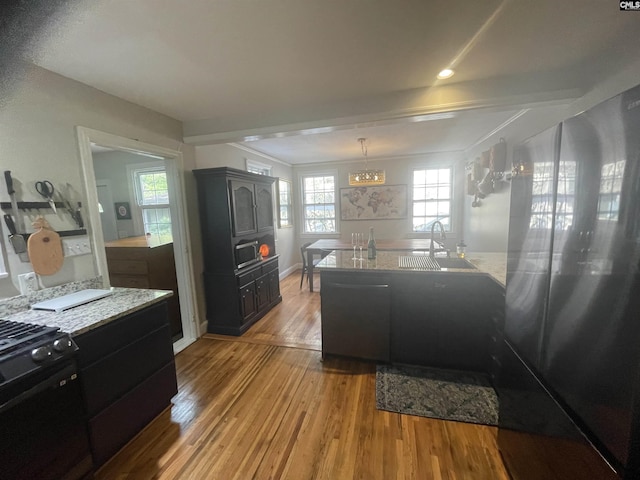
left=0, top=362, right=77, bottom=414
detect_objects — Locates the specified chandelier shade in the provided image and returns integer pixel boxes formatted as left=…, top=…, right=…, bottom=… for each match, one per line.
left=348, top=138, right=386, bottom=186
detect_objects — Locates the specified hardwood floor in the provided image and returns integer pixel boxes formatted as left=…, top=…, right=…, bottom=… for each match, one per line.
left=95, top=272, right=509, bottom=480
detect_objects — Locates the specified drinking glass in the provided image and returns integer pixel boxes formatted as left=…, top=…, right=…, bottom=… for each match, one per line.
left=351, top=233, right=358, bottom=260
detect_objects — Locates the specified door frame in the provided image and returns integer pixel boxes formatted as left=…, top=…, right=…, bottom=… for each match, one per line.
left=95, top=179, right=118, bottom=242
left=76, top=126, right=198, bottom=354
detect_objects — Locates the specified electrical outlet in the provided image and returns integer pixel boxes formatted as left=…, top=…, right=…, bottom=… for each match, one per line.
left=18, top=272, right=38, bottom=294
left=62, top=236, right=92, bottom=257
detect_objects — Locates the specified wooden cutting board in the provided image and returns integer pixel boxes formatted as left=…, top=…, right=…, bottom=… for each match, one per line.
left=27, top=219, right=64, bottom=276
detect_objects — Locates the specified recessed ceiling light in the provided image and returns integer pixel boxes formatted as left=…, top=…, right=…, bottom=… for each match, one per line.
left=437, top=68, right=454, bottom=79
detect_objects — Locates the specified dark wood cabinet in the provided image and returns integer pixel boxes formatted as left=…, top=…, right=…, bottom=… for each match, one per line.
left=194, top=167, right=281, bottom=335
left=390, top=273, right=439, bottom=366
left=105, top=236, right=182, bottom=340
left=75, top=302, right=177, bottom=467
left=391, top=272, right=495, bottom=371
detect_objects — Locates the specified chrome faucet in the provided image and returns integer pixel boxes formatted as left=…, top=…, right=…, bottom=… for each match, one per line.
left=429, top=221, right=447, bottom=257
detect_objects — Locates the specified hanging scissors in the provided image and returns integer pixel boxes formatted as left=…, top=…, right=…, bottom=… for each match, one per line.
left=35, top=180, right=57, bottom=213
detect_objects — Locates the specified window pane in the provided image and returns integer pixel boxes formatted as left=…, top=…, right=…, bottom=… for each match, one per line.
left=302, top=174, right=337, bottom=233
left=411, top=167, right=452, bottom=232
left=142, top=207, right=172, bottom=242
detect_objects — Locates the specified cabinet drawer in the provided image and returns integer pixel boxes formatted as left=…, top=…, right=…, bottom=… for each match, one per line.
left=237, top=269, right=260, bottom=286
left=75, top=302, right=169, bottom=367
left=110, top=274, right=150, bottom=288
left=81, top=324, right=174, bottom=416
left=262, top=258, right=278, bottom=274
left=108, top=260, right=148, bottom=275
left=88, top=361, right=177, bottom=467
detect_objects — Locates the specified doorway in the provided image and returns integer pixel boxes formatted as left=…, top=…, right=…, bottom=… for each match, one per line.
left=76, top=127, right=197, bottom=353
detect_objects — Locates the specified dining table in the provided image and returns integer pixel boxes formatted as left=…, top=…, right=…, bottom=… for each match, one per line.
left=305, top=238, right=442, bottom=292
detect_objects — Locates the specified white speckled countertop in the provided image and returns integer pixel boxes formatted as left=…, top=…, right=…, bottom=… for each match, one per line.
left=316, top=251, right=506, bottom=287
left=0, top=278, right=173, bottom=336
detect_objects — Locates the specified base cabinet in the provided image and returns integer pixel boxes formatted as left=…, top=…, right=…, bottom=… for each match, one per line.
left=75, top=302, right=177, bottom=467
left=204, top=256, right=282, bottom=335
left=390, top=273, right=495, bottom=371
left=105, top=238, right=182, bottom=340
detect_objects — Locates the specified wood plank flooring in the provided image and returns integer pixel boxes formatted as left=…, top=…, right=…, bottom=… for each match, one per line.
left=94, top=272, right=509, bottom=480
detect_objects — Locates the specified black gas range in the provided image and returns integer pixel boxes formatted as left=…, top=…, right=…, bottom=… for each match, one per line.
left=0, top=319, right=77, bottom=407
left=0, top=319, right=93, bottom=480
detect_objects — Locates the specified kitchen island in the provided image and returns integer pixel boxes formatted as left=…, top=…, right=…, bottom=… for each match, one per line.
left=316, top=250, right=505, bottom=371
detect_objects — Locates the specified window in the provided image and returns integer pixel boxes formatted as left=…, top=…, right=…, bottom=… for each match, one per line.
left=277, top=179, right=293, bottom=228
left=133, top=166, right=172, bottom=242
left=246, top=159, right=272, bottom=176
left=301, top=174, right=336, bottom=233
left=412, top=167, right=452, bottom=232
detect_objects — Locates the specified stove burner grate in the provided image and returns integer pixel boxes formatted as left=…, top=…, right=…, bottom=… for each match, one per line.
left=0, top=319, right=58, bottom=357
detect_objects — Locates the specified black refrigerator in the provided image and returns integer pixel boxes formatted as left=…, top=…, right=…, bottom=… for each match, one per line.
left=498, top=84, right=640, bottom=480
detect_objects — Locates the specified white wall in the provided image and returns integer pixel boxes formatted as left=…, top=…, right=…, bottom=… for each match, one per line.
left=0, top=63, right=198, bottom=301
left=194, top=144, right=297, bottom=276
left=293, top=151, right=466, bottom=254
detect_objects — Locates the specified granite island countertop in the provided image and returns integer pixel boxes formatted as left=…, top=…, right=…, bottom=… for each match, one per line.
left=2, top=287, right=173, bottom=336
left=316, top=250, right=506, bottom=287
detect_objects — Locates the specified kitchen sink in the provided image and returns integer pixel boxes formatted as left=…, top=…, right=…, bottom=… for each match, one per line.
left=435, top=258, right=476, bottom=269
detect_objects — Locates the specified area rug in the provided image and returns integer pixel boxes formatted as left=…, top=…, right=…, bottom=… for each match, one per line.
left=375, top=364, right=498, bottom=426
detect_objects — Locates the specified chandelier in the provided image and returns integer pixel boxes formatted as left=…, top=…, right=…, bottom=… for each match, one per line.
left=348, top=138, right=386, bottom=186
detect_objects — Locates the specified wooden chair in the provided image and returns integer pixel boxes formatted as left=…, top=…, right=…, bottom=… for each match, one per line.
left=300, top=242, right=323, bottom=289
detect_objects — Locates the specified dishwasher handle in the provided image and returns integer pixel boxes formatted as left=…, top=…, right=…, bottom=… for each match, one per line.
left=328, top=283, right=389, bottom=289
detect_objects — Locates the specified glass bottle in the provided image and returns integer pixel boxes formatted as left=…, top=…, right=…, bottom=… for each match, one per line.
left=456, top=240, right=467, bottom=259
left=367, top=227, right=377, bottom=260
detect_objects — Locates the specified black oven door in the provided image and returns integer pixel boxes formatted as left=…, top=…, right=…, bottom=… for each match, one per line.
left=0, top=360, right=93, bottom=480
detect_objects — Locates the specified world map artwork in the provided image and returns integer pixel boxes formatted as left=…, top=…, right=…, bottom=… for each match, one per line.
left=340, top=185, right=407, bottom=220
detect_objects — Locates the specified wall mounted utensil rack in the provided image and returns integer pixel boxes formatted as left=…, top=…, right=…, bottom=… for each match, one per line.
left=1, top=201, right=86, bottom=237
left=1, top=201, right=82, bottom=211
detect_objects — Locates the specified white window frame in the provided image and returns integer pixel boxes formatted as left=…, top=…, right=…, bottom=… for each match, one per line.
left=411, top=166, right=453, bottom=233
left=300, top=171, right=338, bottom=235
left=128, top=161, right=172, bottom=239
left=246, top=158, right=272, bottom=176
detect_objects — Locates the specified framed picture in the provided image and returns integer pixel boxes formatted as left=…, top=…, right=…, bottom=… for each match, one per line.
left=115, top=202, right=132, bottom=220
left=340, top=184, right=407, bottom=220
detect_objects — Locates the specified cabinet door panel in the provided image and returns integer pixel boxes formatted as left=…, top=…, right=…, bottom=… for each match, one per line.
left=256, top=274, right=270, bottom=310
left=268, top=269, right=280, bottom=301
left=230, top=180, right=256, bottom=235
left=391, top=274, right=439, bottom=365
left=239, top=282, right=257, bottom=322
left=256, top=184, right=274, bottom=231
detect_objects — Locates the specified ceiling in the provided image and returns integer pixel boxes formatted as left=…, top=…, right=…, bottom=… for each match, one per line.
left=22, top=0, right=640, bottom=164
